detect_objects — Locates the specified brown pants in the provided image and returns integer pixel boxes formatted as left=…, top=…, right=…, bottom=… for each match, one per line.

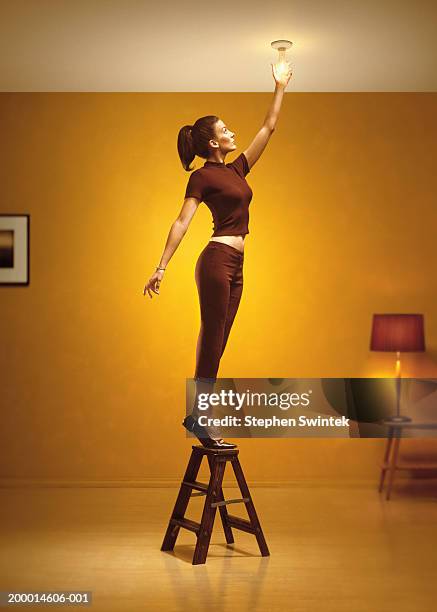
left=194, top=241, right=244, bottom=382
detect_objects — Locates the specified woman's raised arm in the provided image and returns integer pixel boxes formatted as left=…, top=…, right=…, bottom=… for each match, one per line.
left=243, top=62, right=292, bottom=170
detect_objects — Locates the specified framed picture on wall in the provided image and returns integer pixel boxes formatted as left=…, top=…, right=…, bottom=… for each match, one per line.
left=0, top=214, right=30, bottom=285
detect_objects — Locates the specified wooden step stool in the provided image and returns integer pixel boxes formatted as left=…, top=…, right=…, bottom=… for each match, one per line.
left=161, top=445, right=270, bottom=565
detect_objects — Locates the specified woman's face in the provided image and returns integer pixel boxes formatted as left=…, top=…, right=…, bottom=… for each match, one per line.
left=212, top=119, right=236, bottom=153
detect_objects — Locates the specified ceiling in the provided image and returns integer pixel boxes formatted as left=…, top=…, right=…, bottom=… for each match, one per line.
left=1, top=0, right=436, bottom=92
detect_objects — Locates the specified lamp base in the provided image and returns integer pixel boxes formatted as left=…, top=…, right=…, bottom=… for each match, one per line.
left=388, top=415, right=412, bottom=423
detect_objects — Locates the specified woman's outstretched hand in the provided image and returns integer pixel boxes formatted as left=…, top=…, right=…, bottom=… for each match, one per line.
left=271, top=61, right=292, bottom=88
left=143, top=269, right=164, bottom=299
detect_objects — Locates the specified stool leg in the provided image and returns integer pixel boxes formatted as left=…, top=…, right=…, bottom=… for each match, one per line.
left=161, top=449, right=203, bottom=551
left=207, top=455, right=234, bottom=544
left=193, top=456, right=226, bottom=565
left=231, top=456, right=270, bottom=557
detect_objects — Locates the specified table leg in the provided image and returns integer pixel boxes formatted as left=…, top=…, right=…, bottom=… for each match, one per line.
left=386, top=433, right=401, bottom=500
left=379, top=426, right=394, bottom=493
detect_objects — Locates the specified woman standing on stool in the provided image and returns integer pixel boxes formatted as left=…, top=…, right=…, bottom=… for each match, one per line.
left=144, top=62, right=292, bottom=448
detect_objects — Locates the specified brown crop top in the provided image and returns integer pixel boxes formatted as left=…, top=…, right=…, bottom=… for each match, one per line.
left=184, top=152, right=253, bottom=237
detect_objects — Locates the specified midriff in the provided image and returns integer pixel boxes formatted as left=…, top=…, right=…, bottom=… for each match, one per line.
left=209, top=235, right=245, bottom=253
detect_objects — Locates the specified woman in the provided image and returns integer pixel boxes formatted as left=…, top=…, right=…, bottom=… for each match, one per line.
left=144, top=62, right=292, bottom=448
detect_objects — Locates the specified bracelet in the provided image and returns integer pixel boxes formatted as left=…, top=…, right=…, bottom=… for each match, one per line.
left=156, top=266, right=166, bottom=271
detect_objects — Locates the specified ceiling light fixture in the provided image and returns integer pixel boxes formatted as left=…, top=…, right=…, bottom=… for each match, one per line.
left=270, top=39, right=293, bottom=78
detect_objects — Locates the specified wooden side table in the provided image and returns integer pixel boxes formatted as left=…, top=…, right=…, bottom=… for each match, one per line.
left=379, top=420, right=437, bottom=500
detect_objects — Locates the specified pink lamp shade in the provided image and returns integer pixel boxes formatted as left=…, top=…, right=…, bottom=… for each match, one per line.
left=370, top=314, right=425, bottom=352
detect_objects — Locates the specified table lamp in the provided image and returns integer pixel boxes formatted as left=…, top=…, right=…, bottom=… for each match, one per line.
left=370, top=314, right=425, bottom=422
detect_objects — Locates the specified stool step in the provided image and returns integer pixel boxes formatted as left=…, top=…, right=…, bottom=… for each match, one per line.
left=211, top=497, right=250, bottom=508
left=170, top=517, right=200, bottom=534
left=192, top=444, right=239, bottom=456
left=227, top=514, right=256, bottom=534
left=182, top=480, right=208, bottom=492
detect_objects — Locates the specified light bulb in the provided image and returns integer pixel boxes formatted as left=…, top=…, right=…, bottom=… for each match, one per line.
left=271, top=39, right=292, bottom=77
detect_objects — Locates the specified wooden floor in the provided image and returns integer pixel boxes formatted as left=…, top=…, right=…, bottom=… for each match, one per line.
left=1, top=480, right=437, bottom=612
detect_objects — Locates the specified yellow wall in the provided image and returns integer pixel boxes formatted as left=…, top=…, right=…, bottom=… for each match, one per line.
left=1, top=92, right=436, bottom=485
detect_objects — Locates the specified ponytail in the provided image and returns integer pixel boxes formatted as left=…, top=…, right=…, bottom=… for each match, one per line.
left=177, top=125, right=195, bottom=171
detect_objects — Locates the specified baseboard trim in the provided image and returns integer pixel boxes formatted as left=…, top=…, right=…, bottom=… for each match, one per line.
left=0, top=477, right=385, bottom=489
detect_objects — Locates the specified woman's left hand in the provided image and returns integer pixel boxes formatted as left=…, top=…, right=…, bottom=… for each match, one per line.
left=271, top=61, right=292, bottom=88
